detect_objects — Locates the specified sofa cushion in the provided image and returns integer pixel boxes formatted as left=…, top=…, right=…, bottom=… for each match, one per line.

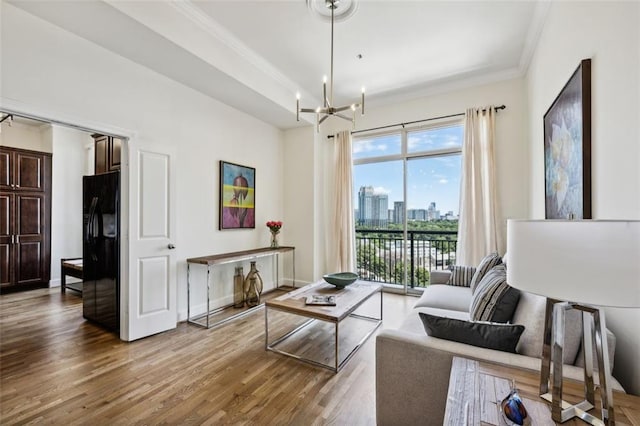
left=414, top=285, right=473, bottom=312
left=470, top=252, right=502, bottom=293
left=511, top=292, right=583, bottom=364
left=401, top=307, right=470, bottom=335
left=573, top=327, right=616, bottom=373
left=447, top=265, right=476, bottom=287
left=469, top=265, right=520, bottom=323
left=419, top=313, right=525, bottom=353
left=430, top=270, right=452, bottom=285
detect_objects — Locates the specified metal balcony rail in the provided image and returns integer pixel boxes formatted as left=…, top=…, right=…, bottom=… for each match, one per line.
left=355, top=229, right=457, bottom=288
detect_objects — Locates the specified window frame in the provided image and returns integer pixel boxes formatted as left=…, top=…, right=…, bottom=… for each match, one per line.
left=352, top=117, right=464, bottom=294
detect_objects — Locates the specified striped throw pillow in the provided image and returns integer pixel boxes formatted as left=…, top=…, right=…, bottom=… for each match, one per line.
left=447, top=265, right=477, bottom=287
left=469, top=252, right=502, bottom=293
left=469, top=265, right=521, bottom=323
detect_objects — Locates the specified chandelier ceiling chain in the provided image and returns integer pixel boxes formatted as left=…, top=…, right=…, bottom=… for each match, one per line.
left=296, top=0, right=365, bottom=132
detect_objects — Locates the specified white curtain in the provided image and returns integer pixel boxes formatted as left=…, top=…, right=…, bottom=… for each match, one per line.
left=456, top=107, right=500, bottom=266
left=328, top=130, right=356, bottom=272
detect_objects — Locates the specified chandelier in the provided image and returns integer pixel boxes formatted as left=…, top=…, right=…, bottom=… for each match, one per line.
left=296, top=0, right=365, bottom=131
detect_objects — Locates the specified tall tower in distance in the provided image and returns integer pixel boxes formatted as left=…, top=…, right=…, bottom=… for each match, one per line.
left=357, top=186, right=389, bottom=227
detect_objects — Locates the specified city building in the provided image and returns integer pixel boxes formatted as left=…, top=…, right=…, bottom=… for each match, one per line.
left=393, top=201, right=404, bottom=224
left=357, top=186, right=389, bottom=227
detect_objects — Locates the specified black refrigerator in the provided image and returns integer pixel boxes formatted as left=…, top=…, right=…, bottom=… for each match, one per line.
left=83, top=171, right=120, bottom=332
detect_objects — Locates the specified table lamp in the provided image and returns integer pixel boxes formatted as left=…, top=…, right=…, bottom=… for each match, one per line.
left=507, top=220, right=639, bottom=425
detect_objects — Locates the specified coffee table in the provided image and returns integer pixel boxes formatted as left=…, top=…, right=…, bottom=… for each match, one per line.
left=264, top=280, right=382, bottom=373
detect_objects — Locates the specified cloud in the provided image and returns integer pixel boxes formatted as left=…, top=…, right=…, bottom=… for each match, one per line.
left=438, top=178, right=449, bottom=184
left=353, top=139, right=388, bottom=154
left=443, top=135, right=461, bottom=147
left=373, top=186, right=391, bottom=195
left=406, top=129, right=462, bottom=152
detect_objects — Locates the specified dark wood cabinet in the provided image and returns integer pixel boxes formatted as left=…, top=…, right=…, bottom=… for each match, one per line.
left=93, top=134, right=122, bottom=173
left=0, top=149, right=12, bottom=190
left=0, top=192, right=13, bottom=287
left=1, top=148, right=47, bottom=192
left=0, top=147, right=51, bottom=292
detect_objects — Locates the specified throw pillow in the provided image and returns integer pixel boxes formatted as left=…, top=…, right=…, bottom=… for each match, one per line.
left=419, top=313, right=525, bottom=353
left=469, top=265, right=521, bottom=323
left=447, top=265, right=477, bottom=287
left=470, top=252, right=502, bottom=293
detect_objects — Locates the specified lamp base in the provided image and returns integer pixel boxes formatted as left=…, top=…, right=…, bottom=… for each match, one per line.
left=540, top=299, right=615, bottom=425
left=540, top=392, right=604, bottom=425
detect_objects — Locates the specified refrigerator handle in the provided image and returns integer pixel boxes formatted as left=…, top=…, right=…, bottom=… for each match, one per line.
left=95, top=202, right=104, bottom=239
left=86, top=197, right=99, bottom=261
left=86, top=197, right=98, bottom=241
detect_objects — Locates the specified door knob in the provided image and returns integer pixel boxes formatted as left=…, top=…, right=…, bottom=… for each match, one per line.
left=168, top=244, right=176, bottom=249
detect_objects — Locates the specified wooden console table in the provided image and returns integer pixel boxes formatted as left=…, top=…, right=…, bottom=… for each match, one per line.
left=186, top=246, right=295, bottom=328
left=444, top=357, right=640, bottom=425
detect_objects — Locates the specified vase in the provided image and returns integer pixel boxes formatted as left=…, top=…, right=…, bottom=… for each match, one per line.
left=245, top=276, right=260, bottom=307
left=270, top=230, right=279, bottom=248
left=243, top=261, right=263, bottom=298
left=233, top=266, right=244, bottom=308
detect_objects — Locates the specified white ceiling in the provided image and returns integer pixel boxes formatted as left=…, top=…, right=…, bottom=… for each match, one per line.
left=8, top=0, right=548, bottom=129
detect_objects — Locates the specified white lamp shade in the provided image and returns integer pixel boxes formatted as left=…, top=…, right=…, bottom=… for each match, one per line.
left=507, top=220, right=640, bottom=308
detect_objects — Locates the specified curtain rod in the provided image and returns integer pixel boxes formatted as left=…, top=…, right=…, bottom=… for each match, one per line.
left=327, top=104, right=506, bottom=139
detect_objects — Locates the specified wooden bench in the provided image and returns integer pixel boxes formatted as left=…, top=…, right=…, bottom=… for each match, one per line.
left=61, top=258, right=83, bottom=294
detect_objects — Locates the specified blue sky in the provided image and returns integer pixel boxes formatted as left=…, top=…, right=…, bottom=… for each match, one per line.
left=353, top=125, right=463, bottom=214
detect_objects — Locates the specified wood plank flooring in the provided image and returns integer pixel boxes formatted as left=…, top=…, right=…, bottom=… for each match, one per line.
left=0, top=287, right=416, bottom=425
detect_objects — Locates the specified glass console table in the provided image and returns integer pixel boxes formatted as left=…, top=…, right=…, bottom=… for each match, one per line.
left=186, top=246, right=295, bottom=328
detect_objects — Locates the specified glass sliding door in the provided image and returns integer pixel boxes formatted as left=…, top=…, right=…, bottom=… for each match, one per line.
left=406, top=154, right=461, bottom=290
left=353, top=120, right=463, bottom=294
left=353, top=160, right=404, bottom=289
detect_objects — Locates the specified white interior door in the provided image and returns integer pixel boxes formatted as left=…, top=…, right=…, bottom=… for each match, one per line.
left=124, top=139, right=177, bottom=341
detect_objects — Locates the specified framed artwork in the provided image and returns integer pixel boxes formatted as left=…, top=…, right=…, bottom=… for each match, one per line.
left=544, top=58, right=592, bottom=219
left=219, top=161, right=255, bottom=229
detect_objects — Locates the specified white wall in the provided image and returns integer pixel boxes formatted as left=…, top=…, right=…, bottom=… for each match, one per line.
left=282, top=126, right=318, bottom=285
left=1, top=4, right=284, bottom=322
left=0, top=120, right=51, bottom=152
left=293, top=78, right=529, bottom=279
left=49, top=125, right=91, bottom=286
left=525, top=1, right=640, bottom=394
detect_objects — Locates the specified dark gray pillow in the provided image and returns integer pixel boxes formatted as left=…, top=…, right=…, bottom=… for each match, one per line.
left=419, top=313, right=525, bottom=353
left=470, top=252, right=502, bottom=293
left=469, top=265, right=520, bottom=323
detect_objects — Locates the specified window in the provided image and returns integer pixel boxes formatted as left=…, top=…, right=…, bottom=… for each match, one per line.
left=353, top=121, right=463, bottom=291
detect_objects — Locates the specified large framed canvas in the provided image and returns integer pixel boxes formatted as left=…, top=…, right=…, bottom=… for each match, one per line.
left=544, top=58, right=592, bottom=219
left=219, top=161, right=255, bottom=229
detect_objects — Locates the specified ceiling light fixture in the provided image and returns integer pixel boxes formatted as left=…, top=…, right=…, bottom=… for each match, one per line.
left=297, top=0, right=364, bottom=132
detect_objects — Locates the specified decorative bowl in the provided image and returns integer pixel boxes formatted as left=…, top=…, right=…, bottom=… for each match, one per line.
left=323, top=272, right=358, bottom=288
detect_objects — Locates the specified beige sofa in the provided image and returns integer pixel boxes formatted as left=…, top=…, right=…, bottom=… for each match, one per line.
left=375, top=270, right=620, bottom=425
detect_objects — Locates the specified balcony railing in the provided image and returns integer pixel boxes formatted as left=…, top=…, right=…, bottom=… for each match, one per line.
left=355, top=229, right=457, bottom=288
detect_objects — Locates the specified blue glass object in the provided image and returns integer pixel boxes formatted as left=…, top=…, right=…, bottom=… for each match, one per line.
left=500, top=388, right=530, bottom=426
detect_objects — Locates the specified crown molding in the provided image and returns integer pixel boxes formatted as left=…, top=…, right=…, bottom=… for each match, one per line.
left=168, top=1, right=302, bottom=97
left=519, top=1, right=551, bottom=75
left=367, top=67, right=523, bottom=109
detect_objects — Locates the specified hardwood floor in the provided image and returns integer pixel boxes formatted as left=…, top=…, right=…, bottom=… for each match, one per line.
left=0, top=287, right=416, bottom=425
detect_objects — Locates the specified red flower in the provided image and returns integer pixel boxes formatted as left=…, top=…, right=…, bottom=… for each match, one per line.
left=266, top=220, right=283, bottom=232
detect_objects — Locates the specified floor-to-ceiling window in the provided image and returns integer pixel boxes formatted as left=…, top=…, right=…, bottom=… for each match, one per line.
left=353, top=119, right=463, bottom=293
